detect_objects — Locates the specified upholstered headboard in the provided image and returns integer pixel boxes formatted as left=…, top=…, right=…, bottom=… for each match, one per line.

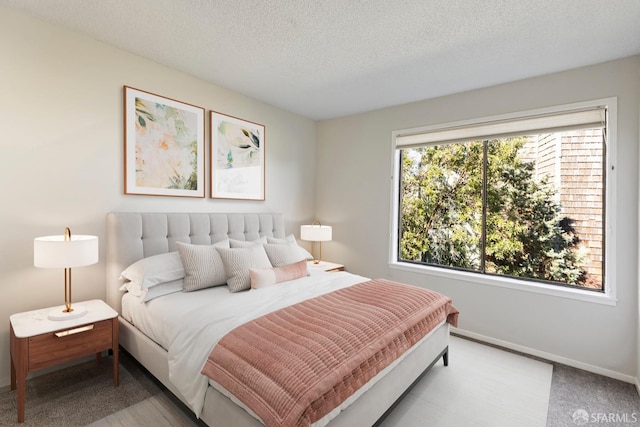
left=105, top=212, right=285, bottom=314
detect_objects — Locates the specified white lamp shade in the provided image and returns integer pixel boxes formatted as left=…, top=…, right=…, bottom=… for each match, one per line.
left=300, top=224, right=332, bottom=242
left=34, top=235, right=99, bottom=268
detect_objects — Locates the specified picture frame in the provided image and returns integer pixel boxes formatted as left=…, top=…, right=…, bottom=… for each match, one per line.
left=124, top=86, right=205, bottom=197
left=210, top=110, right=265, bottom=200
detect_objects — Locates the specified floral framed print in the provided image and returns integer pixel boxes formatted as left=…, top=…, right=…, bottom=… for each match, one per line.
left=210, top=111, right=265, bottom=200
left=124, top=86, right=205, bottom=197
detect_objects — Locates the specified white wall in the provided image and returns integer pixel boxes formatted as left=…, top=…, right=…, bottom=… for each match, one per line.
left=317, top=56, right=640, bottom=380
left=0, top=7, right=317, bottom=386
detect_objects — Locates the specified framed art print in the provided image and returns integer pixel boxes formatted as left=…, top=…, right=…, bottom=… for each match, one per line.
left=124, top=86, right=205, bottom=197
left=210, top=110, right=265, bottom=200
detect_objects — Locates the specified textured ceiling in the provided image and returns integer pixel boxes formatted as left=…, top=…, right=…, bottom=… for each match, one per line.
left=2, top=0, right=640, bottom=119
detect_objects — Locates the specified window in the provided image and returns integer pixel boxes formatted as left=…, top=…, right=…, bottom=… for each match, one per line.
left=391, top=101, right=613, bottom=295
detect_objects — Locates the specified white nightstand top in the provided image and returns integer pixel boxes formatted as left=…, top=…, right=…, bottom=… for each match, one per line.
left=307, top=260, right=344, bottom=272
left=9, top=299, right=117, bottom=338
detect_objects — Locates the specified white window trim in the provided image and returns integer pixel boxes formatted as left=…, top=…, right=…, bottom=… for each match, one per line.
left=389, top=97, right=618, bottom=306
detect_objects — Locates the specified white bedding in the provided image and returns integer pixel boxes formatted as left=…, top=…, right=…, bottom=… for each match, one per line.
left=122, top=269, right=369, bottom=418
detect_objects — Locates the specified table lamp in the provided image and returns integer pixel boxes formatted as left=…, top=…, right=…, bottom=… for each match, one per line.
left=300, top=220, right=332, bottom=264
left=34, top=227, right=99, bottom=320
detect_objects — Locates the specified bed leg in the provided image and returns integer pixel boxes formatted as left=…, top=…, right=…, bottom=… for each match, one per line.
left=443, top=348, right=449, bottom=366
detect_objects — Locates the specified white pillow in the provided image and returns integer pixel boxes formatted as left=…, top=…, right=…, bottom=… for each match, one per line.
left=119, top=279, right=183, bottom=302
left=217, top=246, right=272, bottom=293
left=263, top=243, right=305, bottom=267
left=211, top=238, right=230, bottom=248
left=228, top=239, right=272, bottom=267
left=120, top=252, right=185, bottom=289
left=267, top=235, right=314, bottom=260
left=229, top=236, right=268, bottom=247
left=176, top=241, right=229, bottom=292
left=119, top=282, right=143, bottom=297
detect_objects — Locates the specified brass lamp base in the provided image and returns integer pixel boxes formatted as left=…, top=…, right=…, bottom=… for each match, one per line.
left=312, top=241, right=324, bottom=264
left=47, top=306, right=87, bottom=321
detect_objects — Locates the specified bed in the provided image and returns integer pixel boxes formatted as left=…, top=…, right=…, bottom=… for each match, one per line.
left=105, top=212, right=457, bottom=427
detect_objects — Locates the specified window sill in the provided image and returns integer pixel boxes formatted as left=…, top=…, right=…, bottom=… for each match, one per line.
left=389, top=261, right=616, bottom=306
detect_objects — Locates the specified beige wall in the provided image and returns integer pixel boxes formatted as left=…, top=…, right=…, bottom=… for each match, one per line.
left=0, top=7, right=317, bottom=386
left=317, top=56, right=640, bottom=379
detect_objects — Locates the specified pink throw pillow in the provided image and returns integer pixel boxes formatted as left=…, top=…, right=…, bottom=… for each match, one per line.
left=250, top=259, right=308, bottom=289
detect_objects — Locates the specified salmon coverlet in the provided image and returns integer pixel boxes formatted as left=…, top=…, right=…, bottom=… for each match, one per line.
left=201, top=279, right=459, bottom=427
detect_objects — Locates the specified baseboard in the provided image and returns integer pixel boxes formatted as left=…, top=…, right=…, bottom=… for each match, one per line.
left=453, top=327, right=636, bottom=384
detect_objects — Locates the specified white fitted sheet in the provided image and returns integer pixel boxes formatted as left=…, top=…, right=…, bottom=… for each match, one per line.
left=122, top=284, right=229, bottom=350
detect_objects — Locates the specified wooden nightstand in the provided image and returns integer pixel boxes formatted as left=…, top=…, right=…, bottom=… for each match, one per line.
left=9, top=299, right=118, bottom=423
left=308, top=260, right=345, bottom=272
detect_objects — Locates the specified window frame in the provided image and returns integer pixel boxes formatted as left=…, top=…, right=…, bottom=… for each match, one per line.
left=389, top=98, right=617, bottom=306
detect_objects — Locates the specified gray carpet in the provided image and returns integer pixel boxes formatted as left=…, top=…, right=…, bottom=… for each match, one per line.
left=1, top=344, right=639, bottom=427
left=547, top=364, right=640, bottom=426
left=0, top=354, right=161, bottom=427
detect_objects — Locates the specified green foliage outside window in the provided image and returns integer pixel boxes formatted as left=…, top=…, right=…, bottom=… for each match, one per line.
left=399, top=137, right=589, bottom=287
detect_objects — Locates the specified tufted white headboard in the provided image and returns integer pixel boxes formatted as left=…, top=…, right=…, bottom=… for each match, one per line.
left=105, top=212, right=285, bottom=314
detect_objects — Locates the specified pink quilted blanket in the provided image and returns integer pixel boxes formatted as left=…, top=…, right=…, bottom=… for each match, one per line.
left=201, top=279, right=459, bottom=427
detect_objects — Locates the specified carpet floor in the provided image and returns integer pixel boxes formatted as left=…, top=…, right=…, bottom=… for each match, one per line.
left=0, top=353, right=161, bottom=427
left=547, top=363, right=640, bottom=426
left=379, top=335, right=552, bottom=427
left=0, top=336, right=638, bottom=427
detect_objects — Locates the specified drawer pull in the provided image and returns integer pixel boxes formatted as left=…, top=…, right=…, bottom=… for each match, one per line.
left=55, top=324, right=94, bottom=337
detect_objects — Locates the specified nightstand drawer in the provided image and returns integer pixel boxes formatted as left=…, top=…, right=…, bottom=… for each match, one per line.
left=28, top=319, right=113, bottom=371
left=11, top=299, right=119, bottom=423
